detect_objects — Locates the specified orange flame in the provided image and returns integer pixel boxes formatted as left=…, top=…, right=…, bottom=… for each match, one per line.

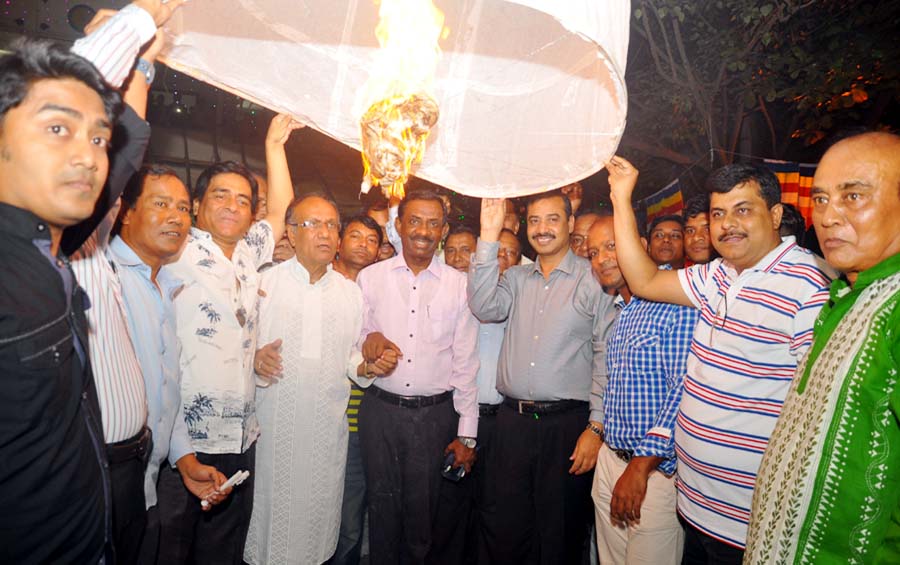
left=360, top=0, right=448, bottom=199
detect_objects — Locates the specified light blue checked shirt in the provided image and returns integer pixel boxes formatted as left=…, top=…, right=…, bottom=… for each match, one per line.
left=604, top=292, right=698, bottom=475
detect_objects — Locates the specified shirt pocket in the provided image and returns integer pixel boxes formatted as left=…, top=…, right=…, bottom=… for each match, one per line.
left=426, top=302, right=456, bottom=348
left=624, top=333, right=661, bottom=373
left=14, top=316, right=74, bottom=372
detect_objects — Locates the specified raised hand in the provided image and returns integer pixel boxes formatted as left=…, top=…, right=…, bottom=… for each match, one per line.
left=479, top=198, right=506, bottom=242
left=133, top=0, right=188, bottom=27
left=266, top=113, right=305, bottom=147
left=561, top=182, right=584, bottom=215
left=605, top=156, right=639, bottom=206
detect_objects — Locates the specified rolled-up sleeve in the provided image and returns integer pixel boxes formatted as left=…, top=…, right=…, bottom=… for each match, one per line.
left=468, top=239, right=513, bottom=323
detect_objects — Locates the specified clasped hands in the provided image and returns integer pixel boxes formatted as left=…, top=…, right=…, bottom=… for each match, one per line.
left=359, top=332, right=402, bottom=378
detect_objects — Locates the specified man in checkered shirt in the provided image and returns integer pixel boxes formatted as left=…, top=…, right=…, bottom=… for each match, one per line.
left=586, top=212, right=698, bottom=564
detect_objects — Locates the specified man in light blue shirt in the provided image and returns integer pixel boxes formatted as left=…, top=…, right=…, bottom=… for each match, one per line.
left=109, top=165, right=230, bottom=562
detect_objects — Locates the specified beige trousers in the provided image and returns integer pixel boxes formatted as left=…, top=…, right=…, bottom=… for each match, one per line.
left=591, top=444, right=684, bottom=565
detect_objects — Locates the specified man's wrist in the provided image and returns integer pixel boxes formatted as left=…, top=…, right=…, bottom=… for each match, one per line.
left=586, top=422, right=604, bottom=442
left=458, top=436, right=477, bottom=449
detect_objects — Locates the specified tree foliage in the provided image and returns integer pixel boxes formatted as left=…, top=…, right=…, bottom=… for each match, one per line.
left=620, top=0, right=900, bottom=195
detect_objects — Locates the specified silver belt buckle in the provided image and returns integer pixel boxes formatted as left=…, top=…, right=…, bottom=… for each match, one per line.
left=517, top=400, right=533, bottom=414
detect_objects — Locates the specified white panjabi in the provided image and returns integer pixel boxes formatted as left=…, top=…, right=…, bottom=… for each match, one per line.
left=159, top=0, right=630, bottom=197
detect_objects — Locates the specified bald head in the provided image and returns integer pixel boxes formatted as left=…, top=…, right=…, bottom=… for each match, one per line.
left=812, top=131, right=900, bottom=283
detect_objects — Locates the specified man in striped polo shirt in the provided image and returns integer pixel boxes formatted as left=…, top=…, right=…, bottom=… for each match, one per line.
left=607, top=156, right=834, bottom=564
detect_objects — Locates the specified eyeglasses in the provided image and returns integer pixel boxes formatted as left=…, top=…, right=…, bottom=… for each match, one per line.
left=288, top=219, right=341, bottom=232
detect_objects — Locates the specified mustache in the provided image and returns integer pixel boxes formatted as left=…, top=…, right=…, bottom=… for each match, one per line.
left=532, top=233, right=555, bottom=240
left=411, top=236, right=434, bottom=244
left=718, top=230, right=748, bottom=242
left=60, top=172, right=95, bottom=185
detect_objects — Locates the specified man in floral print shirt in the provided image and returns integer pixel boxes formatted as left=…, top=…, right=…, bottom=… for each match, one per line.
left=156, top=113, right=303, bottom=564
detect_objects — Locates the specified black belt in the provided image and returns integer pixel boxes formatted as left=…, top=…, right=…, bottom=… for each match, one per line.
left=611, top=448, right=635, bottom=463
left=502, top=397, right=588, bottom=416
left=369, top=387, right=452, bottom=409
left=106, top=426, right=152, bottom=466
left=479, top=403, right=500, bottom=417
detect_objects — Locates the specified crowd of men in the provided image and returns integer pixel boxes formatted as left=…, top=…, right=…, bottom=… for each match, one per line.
left=2, top=2, right=900, bottom=564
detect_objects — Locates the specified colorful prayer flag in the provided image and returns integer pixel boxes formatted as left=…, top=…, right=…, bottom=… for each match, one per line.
left=644, top=179, right=684, bottom=224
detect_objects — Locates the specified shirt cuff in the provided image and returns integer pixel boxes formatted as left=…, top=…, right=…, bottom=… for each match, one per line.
left=589, top=408, right=603, bottom=423
left=474, top=239, right=499, bottom=263
left=347, top=350, right=375, bottom=388
left=71, top=4, right=157, bottom=88
left=168, top=434, right=194, bottom=468
left=457, top=415, right=478, bottom=438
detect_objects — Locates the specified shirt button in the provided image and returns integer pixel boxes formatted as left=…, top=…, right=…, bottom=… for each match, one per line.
left=407, top=359, right=412, bottom=363
left=533, top=335, right=538, bottom=340
left=409, top=334, right=413, bottom=338
left=37, top=224, right=46, bottom=232
left=411, top=309, right=416, bottom=314
left=539, top=310, right=543, bottom=314
left=406, top=383, right=411, bottom=387
left=530, top=362, right=535, bottom=367
left=413, top=286, right=417, bottom=290
left=544, top=285, right=549, bottom=290
left=82, top=392, right=88, bottom=400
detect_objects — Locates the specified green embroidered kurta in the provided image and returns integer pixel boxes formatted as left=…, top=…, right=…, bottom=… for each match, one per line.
left=745, top=253, right=900, bottom=565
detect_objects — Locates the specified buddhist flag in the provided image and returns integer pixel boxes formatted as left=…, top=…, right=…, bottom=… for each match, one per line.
left=764, top=159, right=817, bottom=227
left=644, top=179, right=684, bottom=224
left=765, top=159, right=801, bottom=208
left=798, top=164, right=817, bottom=227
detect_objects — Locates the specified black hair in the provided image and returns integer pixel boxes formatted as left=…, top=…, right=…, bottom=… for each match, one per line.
left=193, top=161, right=260, bottom=214
left=121, top=164, right=185, bottom=211
left=446, top=223, right=478, bottom=240
left=524, top=189, right=573, bottom=218
left=779, top=203, right=806, bottom=242
left=647, top=214, right=685, bottom=235
left=683, top=194, right=710, bottom=220
left=705, top=163, right=782, bottom=209
left=340, top=215, right=384, bottom=247
left=575, top=207, right=606, bottom=219
left=0, top=38, right=122, bottom=123
left=284, top=191, right=340, bottom=225
left=398, top=188, right=447, bottom=224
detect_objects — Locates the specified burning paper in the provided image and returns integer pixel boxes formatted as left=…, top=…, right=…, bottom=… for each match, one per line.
left=359, top=0, right=448, bottom=198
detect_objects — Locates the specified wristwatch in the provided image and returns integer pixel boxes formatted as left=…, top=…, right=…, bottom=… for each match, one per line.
left=586, top=423, right=604, bottom=442
left=135, top=58, right=155, bottom=86
left=364, top=362, right=377, bottom=379
left=458, top=436, right=477, bottom=449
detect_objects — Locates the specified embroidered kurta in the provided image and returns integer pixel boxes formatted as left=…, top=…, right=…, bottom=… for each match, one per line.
left=746, top=253, right=900, bottom=564
left=169, top=221, right=274, bottom=454
left=244, top=260, right=367, bottom=565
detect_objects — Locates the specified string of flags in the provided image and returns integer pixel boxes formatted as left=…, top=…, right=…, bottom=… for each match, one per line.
left=639, top=154, right=818, bottom=228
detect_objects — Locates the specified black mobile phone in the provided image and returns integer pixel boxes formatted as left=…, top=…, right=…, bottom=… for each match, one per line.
left=441, top=452, right=467, bottom=482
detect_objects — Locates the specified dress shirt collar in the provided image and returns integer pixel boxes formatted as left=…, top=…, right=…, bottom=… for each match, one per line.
left=109, top=235, right=182, bottom=294
left=531, top=248, right=578, bottom=276
left=0, top=202, right=54, bottom=244
left=387, top=252, right=443, bottom=279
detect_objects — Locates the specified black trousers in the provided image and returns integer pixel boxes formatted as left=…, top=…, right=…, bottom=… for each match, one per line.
left=680, top=514, right=744, bottom=565
left=359, top=392, right=457, bottom=565
left=155, top=444, right=256, bottom=565
left=430, top=409, right=499, bottom=565
left=109, top=449, right=149, bottom=564
left=481, top=404, right=594, bottom=565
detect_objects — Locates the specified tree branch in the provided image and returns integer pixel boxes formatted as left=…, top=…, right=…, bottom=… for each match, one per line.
left=621, top=137, right=697, bottom=165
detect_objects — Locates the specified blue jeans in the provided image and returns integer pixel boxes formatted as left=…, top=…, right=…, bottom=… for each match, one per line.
left=328, top=431, right=367, bottom=565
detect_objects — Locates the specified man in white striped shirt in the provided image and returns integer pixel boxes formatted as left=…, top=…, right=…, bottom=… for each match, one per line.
left=607, top=156, right=834, bottom=564
left=67, top=2, right=186, bottom=561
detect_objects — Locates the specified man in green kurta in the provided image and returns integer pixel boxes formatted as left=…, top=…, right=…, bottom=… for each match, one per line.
left=745, top=131, right=900, bottom=564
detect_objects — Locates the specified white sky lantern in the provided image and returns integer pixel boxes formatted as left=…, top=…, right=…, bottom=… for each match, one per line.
left=159, top=0, right=630, bottom=198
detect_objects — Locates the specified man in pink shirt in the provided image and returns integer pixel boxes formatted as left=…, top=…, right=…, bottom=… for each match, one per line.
left=357, top=188, right=480, bottom=565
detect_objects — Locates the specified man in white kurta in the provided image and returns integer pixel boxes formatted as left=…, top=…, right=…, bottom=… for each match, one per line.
left=245, top=195, right=397, bottom=565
